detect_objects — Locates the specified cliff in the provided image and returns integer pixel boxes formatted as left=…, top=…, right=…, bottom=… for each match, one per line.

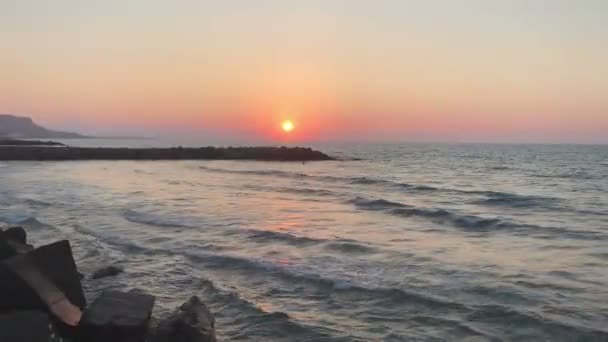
left=0, top=114, right=87, bottom=139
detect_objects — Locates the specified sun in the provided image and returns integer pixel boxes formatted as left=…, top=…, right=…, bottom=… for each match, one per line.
left=281, top=120, right=295, bottom=133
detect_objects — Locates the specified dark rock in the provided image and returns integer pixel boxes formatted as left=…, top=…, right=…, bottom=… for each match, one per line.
left=0, top=311, right=60, bottom=342
left=152, top=296, right=216, bottom=342
left=2, top=226, right=27, bottom=244
left=0, top=240, right=86, bottom=319
left=91, top=265, right=124, bottom=279
left=0, top=235, right=18, bottom=260
left=0, top=227, right=32, bottom=260
left=79, top=290, right=155, bottom=342
left=0, top=139, right=66, bottom=147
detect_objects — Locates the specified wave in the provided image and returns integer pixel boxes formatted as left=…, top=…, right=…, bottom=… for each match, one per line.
left=348, top=197, right=408, bottom=210
left=69, top=221, right=607, bottom=340
left=183, top=251, right=465, bottom=314
left=124, top=209, right=377, bottom=255
left=467, top=304, right=608, bottom=340
left=73, top=224, right=151, bottom=253
left=245, top=229, right=323, bottom=246
left=349, top=177, right=391, bottom=185
left=21, top=197, right=52, bottom=208
left=196, top=278, right=350, bottom=341
left=513, top=280, right=583, bottom=293
left=273, top=187, right=336, bottom=197
left=199, top=165, right=308, bottom=179
left=198, top=165, right=562, bottom=210
left=590, top=252, right=608, bottom=261
left=0, top=213, right=47, bottom=227
left=531, top=170, right=596, bottom=180
left=73, top=220, right=381, bottom=293
left=390, top=207, right=524, bottom=232
left=350, top=177, right=439, bottom=192
left=323, top=241, right=376, bottom=254
left=349, top=197, right=517, bottom=233
left=71, top=218, right=606, bottom=339
left=488, top=166, right=512, bottom=170
left=199, top=165, right=438, bottom=192
left=348, top=197, right=605, bottom=240
left=241, top=229, right=378, bottom=256
left=123, top=209, right=200, bottom=228
left=471, top=191, right=562, bottom=209
left=70, top=224, right=461, bottom=335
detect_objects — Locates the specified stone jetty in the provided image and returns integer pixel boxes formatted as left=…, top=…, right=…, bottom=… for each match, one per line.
left=0, top=143, right=333, bottom=161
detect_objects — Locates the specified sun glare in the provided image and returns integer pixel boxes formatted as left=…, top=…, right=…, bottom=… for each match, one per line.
left=281, top=120, right=295, bottom=133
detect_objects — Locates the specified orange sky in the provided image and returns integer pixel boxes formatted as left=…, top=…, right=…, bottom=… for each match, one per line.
left=1, top=1, right=607, bottom=143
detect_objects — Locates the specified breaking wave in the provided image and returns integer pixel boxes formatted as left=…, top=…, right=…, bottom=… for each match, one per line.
left=349, top=196, right=519, bottom=232
left=183, top=251, right=466, bottom=312
left=348, top=197, right=408, bottom=210
left=0, top=213, right=47, bottom=227
left=245, top=229, right=323, bottom=246
left=199, top=165, right=307, bottom=178
left=197, top=278, right=352, bottom=341
left=389, top=207, right=520, bottom=232
left=348, top=197, right=605, bottom=239
left=323, top=241, right=376, bottom=254
left=531, top=170, right=597, bottom=180
left=123, top=209, right=201, bottom=228
left=198, top=165, right=562, bottom=210
left=471, top=191, right=562, bottom=209
left=273, top=187, right=337, bottom=197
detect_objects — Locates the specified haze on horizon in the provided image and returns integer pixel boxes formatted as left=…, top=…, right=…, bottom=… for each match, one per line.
left=2, top=1, right=607, bottom=144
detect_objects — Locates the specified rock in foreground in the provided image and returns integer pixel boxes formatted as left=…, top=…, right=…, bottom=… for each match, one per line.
left=91, top=265, right=124, bottom=279
left=79, top=291, right=155, bottom=342
left=0, top=240, right=86, bottom=314
left=152, top=296, right=216, bottom=342
left=1, top=226, right=219, bottom=342
left=0, top=311, right=59, bottom=342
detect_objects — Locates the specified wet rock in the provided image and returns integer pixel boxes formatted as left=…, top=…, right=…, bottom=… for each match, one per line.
left=91, top=265, right=124, bottom=279
left=152, top=296, right=216, bottom=342
left=0, top=311, right=61, bottom=342
left=0, top=227, right=32, bottom=260
left=0, top=235, right=18, bottom=260
left=3, top=226, right=27, bottom=244
left=0, top=240, right=86, bottom=314
left=79, top=290, right=155, bottom=342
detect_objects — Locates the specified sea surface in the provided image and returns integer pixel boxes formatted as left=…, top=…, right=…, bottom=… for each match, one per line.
left=1, top=142, right=607, bottom=341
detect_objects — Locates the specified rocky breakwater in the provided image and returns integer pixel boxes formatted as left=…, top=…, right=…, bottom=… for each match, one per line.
left=0, top=144, right=334, bottom=161
left=0, top=226, right=216, bottom=342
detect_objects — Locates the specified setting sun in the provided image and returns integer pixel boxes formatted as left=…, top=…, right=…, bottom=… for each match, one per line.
left=281, top=120, right=295, bottom=133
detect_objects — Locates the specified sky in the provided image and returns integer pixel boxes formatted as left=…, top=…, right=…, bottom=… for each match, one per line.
left=1, top=0, right=607, bottom=143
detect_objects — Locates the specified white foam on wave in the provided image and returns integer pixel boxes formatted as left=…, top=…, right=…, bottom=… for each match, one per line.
left=0, top=212, right=44, bottom=226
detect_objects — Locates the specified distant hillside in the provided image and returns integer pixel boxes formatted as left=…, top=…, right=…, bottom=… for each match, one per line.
left=0, top=114, right=88, bottom=139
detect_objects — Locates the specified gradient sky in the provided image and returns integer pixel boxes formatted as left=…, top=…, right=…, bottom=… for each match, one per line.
left=2, top=0, right=607, bottom=143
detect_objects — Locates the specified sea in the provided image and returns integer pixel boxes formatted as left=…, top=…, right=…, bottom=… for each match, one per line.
left=1, top=141, right=607, bottom=341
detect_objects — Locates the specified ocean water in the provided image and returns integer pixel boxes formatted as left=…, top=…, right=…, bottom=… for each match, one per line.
left=1, top=142, right=607, bottom=341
